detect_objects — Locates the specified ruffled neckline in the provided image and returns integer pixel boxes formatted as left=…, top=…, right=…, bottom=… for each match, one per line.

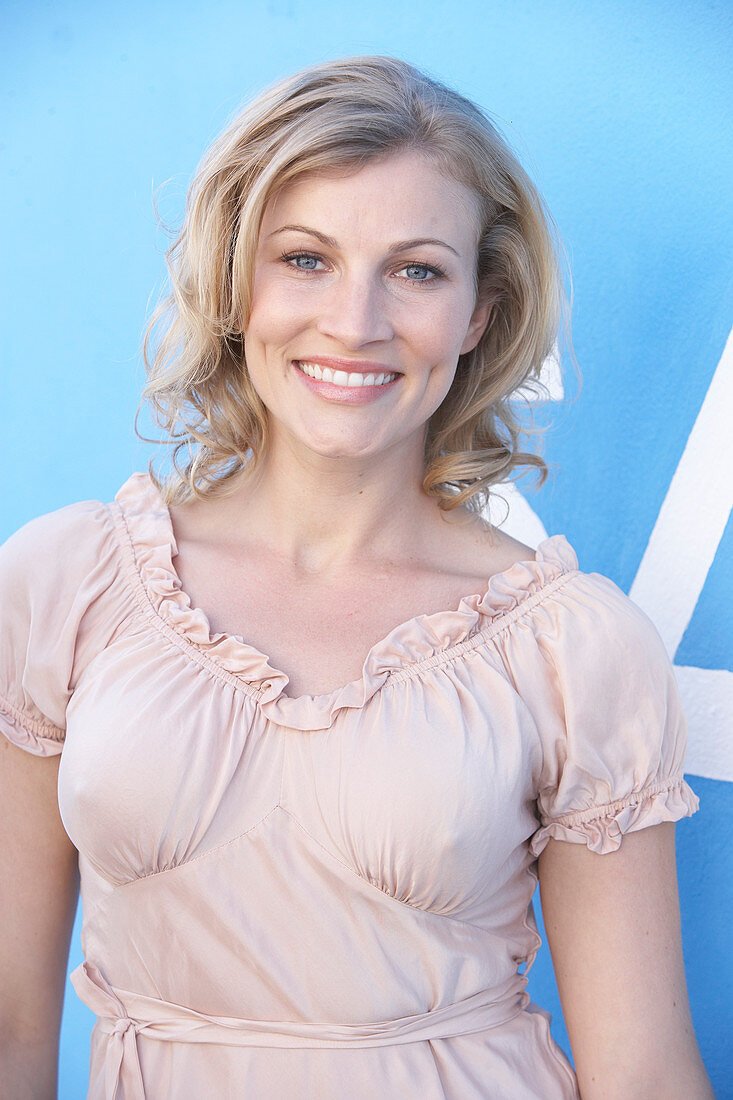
left=114, top=472, right=579, bottom=731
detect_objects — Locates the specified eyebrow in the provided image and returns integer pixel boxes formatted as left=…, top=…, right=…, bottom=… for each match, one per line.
left=267, top=224, right=461, bottom=258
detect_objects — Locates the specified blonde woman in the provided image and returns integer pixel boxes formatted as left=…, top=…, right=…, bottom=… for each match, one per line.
left=0, top=57, right=713, bottom=1099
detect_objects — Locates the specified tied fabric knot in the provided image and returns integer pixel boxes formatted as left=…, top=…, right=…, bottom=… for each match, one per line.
left=110, top=1016, right=136, bottom=1037
left=104, top=1016, right=145, bottom=1100
left=70, top=962, right=146, bottom=1100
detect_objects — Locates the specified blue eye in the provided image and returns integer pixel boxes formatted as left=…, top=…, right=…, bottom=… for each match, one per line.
left=281, top=251, right=323, bottom=271
left=404, top=264, right=430, bottom=280
left=397, top=262, right=446, bottom=283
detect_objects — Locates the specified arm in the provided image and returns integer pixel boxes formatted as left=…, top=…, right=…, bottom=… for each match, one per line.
left=538, top=822, right=714, bottom=1100
left=0, top=736, right=80, bottom=1100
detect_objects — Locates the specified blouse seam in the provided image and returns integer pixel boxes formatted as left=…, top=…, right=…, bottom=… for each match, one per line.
left=0, top=691, right=65, bottom=740
left=541, top=775, right=686, bottom=828
left=111, top=802, right=283, bottom=892
left=388, top=570, right=580, bottom=685
left=278, top=806, right=498, bottom=937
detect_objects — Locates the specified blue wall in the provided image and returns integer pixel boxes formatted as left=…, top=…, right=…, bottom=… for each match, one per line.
left=2, top=2, right=730, bottom=1096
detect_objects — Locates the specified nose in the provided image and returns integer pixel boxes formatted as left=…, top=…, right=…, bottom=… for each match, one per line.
left=314, top=270, right=394, bottom=349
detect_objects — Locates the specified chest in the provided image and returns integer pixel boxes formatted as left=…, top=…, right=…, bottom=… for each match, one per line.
left=62, top=626, right=542, bottom=916
left=172, top=547, right=489, bottom=697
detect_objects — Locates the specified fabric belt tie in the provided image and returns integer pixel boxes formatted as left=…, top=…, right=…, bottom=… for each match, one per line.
left=70, top=960, right=530, bottom=1100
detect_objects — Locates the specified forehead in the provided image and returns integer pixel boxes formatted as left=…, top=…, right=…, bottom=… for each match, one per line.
left=260, top=150, right=482, bottom=253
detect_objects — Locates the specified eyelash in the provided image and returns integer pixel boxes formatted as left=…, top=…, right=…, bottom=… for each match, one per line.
left=279, top=251, right=447, bottom=284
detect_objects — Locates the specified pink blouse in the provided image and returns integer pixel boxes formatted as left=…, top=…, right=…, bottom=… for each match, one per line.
left=0, top=472, right=699, bottom=1099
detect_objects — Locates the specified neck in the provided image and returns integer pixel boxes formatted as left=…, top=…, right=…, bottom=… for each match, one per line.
left=217, top=430, right=446, bottom=577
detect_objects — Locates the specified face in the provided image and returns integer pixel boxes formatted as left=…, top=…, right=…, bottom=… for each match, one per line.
left=243, top=149, right=491, bottom=465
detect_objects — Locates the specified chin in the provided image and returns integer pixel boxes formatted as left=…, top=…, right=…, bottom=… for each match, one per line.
left=306, top=441, right=379, bottom=460
left=294, top=429, right=386, bottom=460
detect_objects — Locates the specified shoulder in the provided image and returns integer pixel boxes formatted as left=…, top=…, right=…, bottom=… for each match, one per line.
left=433, top=505, right=539, bottom=587
left=459, top=528, right=674, bottom=692
left=535, top=565, right=669, bottom=657
left=484, top=529, right=538, bottom=576
left=502, top=561, right=677, bottom=722
left=0, top=497, right=119, bottom=600
left=2, top=496, right=113, bottom=546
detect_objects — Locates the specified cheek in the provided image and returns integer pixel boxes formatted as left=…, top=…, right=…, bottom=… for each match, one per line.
left=411, top=303, right=475, bottom=371
left=246, top=272, right=305, bottom=346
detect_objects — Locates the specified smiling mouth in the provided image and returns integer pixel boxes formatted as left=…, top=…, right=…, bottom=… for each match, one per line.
left=295, top=361, right=400, bottom=388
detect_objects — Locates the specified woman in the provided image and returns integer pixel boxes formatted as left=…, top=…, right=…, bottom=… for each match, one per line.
left=0, top=56, right=713, bottom=1099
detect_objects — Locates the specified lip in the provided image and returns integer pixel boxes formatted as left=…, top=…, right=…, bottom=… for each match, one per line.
left=292, top=358, right=401, bottom=404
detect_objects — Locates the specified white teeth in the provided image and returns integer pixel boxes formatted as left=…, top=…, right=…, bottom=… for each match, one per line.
left=296, top=362, right=397, bottom=387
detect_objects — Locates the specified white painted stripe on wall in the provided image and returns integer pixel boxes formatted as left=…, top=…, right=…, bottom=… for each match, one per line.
left=629, top=328, right=733, bottom=658
left=676, top=666, right=733, bottom=782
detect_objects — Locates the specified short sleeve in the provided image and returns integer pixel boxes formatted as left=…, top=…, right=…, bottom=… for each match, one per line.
left=511, top=571, right=700, bottom=857
left=0, top=499, right=122, bottom=756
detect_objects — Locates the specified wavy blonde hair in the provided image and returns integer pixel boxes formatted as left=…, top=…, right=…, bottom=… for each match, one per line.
left=140, top=55, right=570, bottom=509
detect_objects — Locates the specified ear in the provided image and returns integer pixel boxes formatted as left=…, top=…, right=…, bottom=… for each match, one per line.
left=460, top=299, right=493, bottom=356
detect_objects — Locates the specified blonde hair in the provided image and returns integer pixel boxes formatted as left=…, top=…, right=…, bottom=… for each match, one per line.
left=140, top=55, right=571, bottom=509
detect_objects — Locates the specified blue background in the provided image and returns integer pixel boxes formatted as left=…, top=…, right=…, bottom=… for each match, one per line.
left=2, top=1, right=731, bottom=1096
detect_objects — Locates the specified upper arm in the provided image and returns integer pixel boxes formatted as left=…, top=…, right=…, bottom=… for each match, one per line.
left=538, top=824, right=713, bottom=1099
left=0, top=734, right=79, bottom=1048
left=0, top=502, right=116, bottom=1054
left=499, top=568, right=712, bottom=1094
